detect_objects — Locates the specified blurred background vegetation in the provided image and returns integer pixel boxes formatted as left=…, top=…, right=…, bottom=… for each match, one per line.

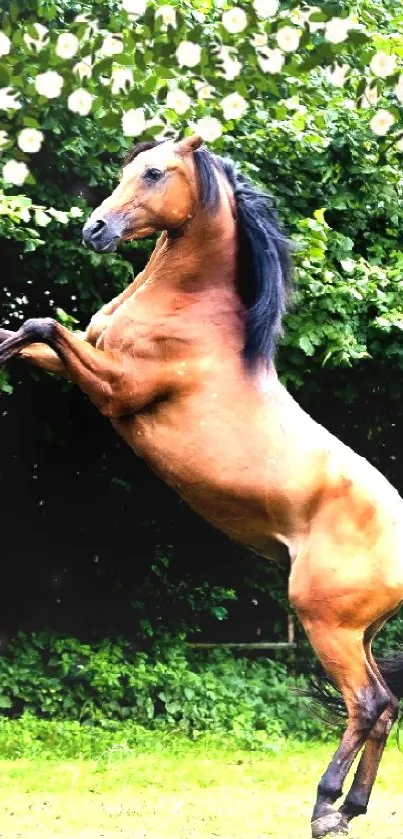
left=1, top=0, right=403, bottom=741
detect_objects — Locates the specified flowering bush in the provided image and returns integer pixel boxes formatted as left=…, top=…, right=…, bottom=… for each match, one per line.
left=1, top=1, right=403, bottom=384
left=2, top=1, right=403, bottom=186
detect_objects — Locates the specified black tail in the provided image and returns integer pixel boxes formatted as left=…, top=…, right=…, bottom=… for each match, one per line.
left=377, top=651, right=403, bottom=700
left=305, top=650, right=403, bottom=725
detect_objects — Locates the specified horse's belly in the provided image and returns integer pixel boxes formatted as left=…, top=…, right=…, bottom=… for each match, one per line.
left=111, top=410, right=290, bottom=559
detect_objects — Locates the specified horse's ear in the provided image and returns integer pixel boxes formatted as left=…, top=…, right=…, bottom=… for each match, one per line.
left=175, top=134, right=204, bottom=156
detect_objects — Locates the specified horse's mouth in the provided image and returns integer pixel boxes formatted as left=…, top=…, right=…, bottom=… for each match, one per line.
left=99, top=237, right=120, bottom=253
left=82, top=235, right=121, bottom=253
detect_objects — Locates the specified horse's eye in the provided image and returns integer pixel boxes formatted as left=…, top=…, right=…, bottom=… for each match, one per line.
left=144, top=167, right=164, bottom=183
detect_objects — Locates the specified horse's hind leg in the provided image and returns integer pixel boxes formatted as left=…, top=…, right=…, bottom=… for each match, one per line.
left=338, top=620, right=399, bottom=824
left=289, top=606, right=390, bottom=838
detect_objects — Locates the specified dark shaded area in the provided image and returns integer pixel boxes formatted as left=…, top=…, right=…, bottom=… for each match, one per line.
left=0, top=361, right=286, bottom=643
left=0, top=348, right=402, bottom=647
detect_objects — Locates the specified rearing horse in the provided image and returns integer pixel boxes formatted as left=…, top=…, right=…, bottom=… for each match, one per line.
left=1, top=134, right=403, bottom=837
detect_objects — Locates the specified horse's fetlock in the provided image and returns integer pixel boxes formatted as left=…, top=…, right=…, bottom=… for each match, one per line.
left=23, top=317, right=57, bottom=344
left=317, top=780, right=342, bottom=804
left=341, top=793, right=368, bottom=818
left=357, top=686, right=389, bottom=732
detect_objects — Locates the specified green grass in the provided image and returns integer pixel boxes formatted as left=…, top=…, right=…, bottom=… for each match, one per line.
left=0, top=740, right=402, bottom=837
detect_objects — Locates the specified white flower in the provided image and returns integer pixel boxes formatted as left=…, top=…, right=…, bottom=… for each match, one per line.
left=155, top=5, right=176, bottom=27
left=121, top=0, right=147, bottom=15
left=395, top=76, right=403, bottom=104
left=0, top=33, right=11, bottom=57
left=194, top=116, right=222, bottom=143
left=276, top=27, right=301, bottom=53
left=55, top=32, right=79, bottom=59
left=284, top=96, right=304, bottom=111
left=3, top=159, right=29, bottom=186
left=219, top=47, right=242, bottom=80
left=80, top=18, right=99, bottom=41
left=222, top=57, right=242, bottom=80
left=361, top=85, right=379, bottom=108
left=309, top=19, right=325, bottom=34
left=370, top=52, right=397, bottom=79
left=35, top=71, right=64, bottom=99
left=23, top=23, right=49, bottom=51
left=221, top=92, right=248, bottom=121
left=195, top=82, right=213, bottom=100
left=0, top=87, right=21, bottom=110
left=340, top=259, right=355, bottom=273
left=258, top=47, right=284, bottom=74
left=325, top=63, right=349, bottom=87
left=253, top=0, right=279, bottom=18
left=166, top=88, right=191, bottom=115
left=176, top=41, right=201, bottom=68
left=68, top=88, right=93, bottom=116
left=73, top=57, right=92, bottom=80
left=222, top=7, right=248, bottom=34
left=122, top=107, right=146, bottom=136
left=370, top=109, right=395, bottom=136
left=0, top=130, right=8, bottom=150
left=324, top=17, right=350, bottom=44
left=251, top=32, right=268, bottom=48
left=100, top=34, right=124, bottom=56
left=17, top=128, right=44, bottom=154
left=145, top=114, right=164, bottom=131
left=111, top=67, right=134, bottom=94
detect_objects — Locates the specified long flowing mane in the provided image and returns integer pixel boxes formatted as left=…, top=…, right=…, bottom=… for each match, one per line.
left=124, top=142, right=292, bottom=367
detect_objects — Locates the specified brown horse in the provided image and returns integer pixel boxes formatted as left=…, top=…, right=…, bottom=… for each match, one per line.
left=1, top=134, right=403, bottom=837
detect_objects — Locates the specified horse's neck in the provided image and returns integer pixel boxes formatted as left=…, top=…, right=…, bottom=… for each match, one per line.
left=122, top=181, right=245, bottom=359
left=143, top=190, right=240, bottom=310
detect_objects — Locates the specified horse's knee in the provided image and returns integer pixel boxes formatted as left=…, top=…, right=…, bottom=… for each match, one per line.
left=317, top=777, right=343, bottom=805
left=23, top=317, right=58, bottom=344
left=355, top=685, right=389, bottom=733
left=368, top=697, right=398, bottom=742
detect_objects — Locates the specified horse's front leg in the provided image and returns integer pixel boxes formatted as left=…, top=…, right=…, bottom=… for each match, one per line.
left=0, top=317, right=163, bottom=416
left=0, top=325, right=75, bottom=376
left=0, top=328, right=14, bottom=343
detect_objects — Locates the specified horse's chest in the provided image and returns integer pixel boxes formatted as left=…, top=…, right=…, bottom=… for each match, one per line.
left=98, top=309, right=150, bottom=353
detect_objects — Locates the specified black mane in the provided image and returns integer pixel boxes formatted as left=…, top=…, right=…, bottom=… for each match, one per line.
left=125, top=141, right=291, bottom=367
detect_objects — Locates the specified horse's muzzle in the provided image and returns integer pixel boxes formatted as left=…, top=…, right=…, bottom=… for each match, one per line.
left=82, top=216, right=122, bottom=253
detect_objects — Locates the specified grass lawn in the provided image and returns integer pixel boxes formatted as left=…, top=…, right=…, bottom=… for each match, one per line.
left=0, top=741, right=402, bottom=838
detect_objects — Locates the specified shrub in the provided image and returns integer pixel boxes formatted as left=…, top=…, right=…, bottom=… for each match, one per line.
left=0, top=632, right=331, bottom=744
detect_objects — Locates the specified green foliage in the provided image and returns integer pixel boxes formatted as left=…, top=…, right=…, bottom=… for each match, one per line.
left=373, top=613, right=403, bottom=655
left=1, top=0, right=403, bottom=387
left=1, top=1, right=403, bottom=661
left=0, top=714, right=172, bottom=760
left=0, top=632, right=329, bottom=743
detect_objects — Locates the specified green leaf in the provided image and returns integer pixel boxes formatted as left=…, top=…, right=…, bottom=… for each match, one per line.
left=298, top=335, right=315, bottom=356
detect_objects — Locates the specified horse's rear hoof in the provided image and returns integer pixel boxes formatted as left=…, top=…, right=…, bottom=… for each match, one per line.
left=311, top=811, right=349, bottom=838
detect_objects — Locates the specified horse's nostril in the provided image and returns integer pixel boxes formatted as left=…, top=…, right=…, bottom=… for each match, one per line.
left=82, top=216, right=120, bottom=252
left=91, top=218, right=108, bottom=238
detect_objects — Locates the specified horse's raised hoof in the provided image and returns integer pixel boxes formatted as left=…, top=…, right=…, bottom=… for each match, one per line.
left=311, top=812, right=349, bottom=838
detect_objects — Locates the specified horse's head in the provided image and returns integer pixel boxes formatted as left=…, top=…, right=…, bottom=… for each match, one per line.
left=82, top=135, right=203, bottom=252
